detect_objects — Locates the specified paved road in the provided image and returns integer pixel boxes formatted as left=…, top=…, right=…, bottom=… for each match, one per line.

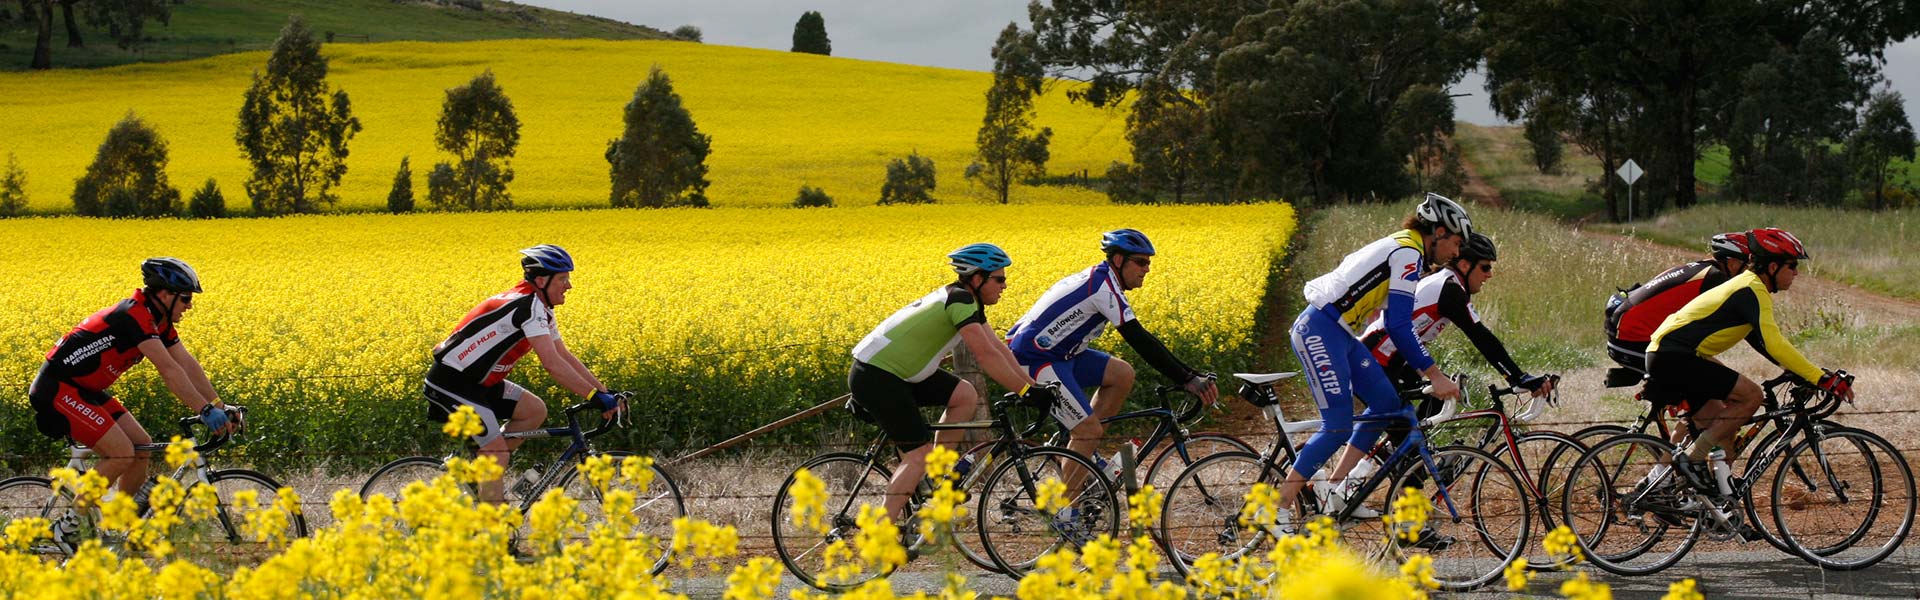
left=669, top=547, right=1920, bottom=599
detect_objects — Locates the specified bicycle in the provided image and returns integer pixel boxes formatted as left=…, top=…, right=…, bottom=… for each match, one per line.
left=359, top=400, right=686, bottom=574
left=0, top=406, right=308, bottom=558
left=770, top=391, right=1121, bottom=591
left=1559, top=370, right=1915, bottom=575
left=1159, top=372, right=1529, bottom=591
left=1442, top=375, right=1594, bottom=570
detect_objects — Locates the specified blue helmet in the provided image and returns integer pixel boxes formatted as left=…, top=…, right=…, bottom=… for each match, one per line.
left=141, top=257, right=202, bottom=293
left=520, top=244, right=575, bottom=279
left=1100, top=228, right=1155, bottom=256
left=948, top=243, right=1012, bottom=275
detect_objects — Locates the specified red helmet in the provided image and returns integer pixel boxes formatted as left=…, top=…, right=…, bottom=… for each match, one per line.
left=1745, top=228, right=1809, bottom=263
left=1708, top=232, right=1749, bottom=260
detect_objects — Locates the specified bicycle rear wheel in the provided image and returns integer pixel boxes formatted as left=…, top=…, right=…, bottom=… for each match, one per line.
left=1511, top=430, right=1584, bottom=569
left=0, top=476, right=75, bottom=556
left=542, top=451, right=687, bottom=575
left=359, top=456, right=449, bottom=500
left=1143, top=433, right=1257, bottom=494
left=1156, top=450, right=1279, bottom=579
left=174, top=469, right=309, bottom=563
left=1558, top=433, right=1702, bottom=576
left=1399, top=445, right=1529, bottom=591
left=977, top=447, right=1121, bottom=577
left=1771, top=427, right=1915, bottom=570
left=770, top=452, right=895, bottom=592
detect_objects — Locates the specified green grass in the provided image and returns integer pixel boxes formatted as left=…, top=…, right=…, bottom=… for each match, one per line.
left=0, top=0, right=665, bottom=70
left=1452, top=123, right=1605, bottom=219
left=1618, top=203, right=1920, bottom=301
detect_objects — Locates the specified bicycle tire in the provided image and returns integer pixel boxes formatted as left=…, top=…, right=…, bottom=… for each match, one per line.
left=1155, top=449, right=1278, bottom=580
left=541, top=451, right=687, bottom=575
left=359, top=456, right=448, bottom=500
left=770, top=452, right=896, bottom=592
left=1397, top=444, right=1528, bottom=591
left=1510, top=431, right=1584, bottom=570
left=0, top=476, right=74, bottom=556
left=1142, top=432, right=1257, bottom=495
left=1771, top=427, right=1915, bottom=570
left=1558, top=433, right=1702, bottom=576
left=977, top=447, right=1121, bottom=578
left=174, top=469, right=310, bottom=558
left=949, top=438, right=1036, bottom=574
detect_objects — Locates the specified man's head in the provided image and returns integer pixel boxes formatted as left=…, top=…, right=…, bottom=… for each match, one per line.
left=1708, top=231, right=1749, bottom=274
left=1406, top=192, right=1473, bottom=265
left=520, top=244, right=576, bottom=306
left=141, top=257, right=201, bottom=324
left=948, top=242, right=1012, bottom=305
left=1451, top=232, right=1498, bottom=295
left=1745, top=228, right=1809, bottom=292
left=1100, top=228, right=1155, bottom=291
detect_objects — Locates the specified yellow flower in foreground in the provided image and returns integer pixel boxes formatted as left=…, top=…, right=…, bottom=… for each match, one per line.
left=1560, top=572, right=1613, bottom=600
left=2, top=517, right=51, bottom=551
left=1544, top=525, right=1584, bottom=564
left=926, top=445, right=960, bottom=483
left=1128, top=484, right=1163, bottom=531
left=1034, top=478, right=1069, bottom=514
left=1662, top=578, right=1704, bottom=600
left=1386, top=487, right=1431, bottom=543
left=164, top=436, right=200, bottom=470
left=442, top=404, right=485, bottom=439
left=1504, top=558, right=1533, bottom=592
left=722, top=556, right=780, bottom=600
left=789, top=468, right=829, bottom=535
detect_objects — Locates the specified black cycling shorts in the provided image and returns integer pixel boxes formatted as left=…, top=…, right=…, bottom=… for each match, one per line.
left=1643, top=351, right=1740, bottom=412
left=847, top=361, right=962, bottom=449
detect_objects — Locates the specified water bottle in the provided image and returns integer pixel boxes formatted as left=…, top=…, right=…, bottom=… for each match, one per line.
left=953, top=455, right=974, bottom=480
left=1708, top=449, right=1734, bottom=497
left=512, top=466, right=543, bottom=500
left=1104, top=449, right=1127, bottom=482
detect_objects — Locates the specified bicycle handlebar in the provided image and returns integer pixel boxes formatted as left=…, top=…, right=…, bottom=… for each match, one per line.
left=175, top=405, right=246, bottom=453
left=564, top=401, right=618, bottom=439
left=1153, top=372, right=1218, bottom=425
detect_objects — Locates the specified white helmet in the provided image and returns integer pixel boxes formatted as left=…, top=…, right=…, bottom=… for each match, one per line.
left=1416, top=192, right=1473, bottom=238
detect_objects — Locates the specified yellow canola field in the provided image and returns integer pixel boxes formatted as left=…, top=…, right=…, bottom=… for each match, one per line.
left=0, top=203, right=1295, bottom=466
left=0, top=39, right=1130, bottom=212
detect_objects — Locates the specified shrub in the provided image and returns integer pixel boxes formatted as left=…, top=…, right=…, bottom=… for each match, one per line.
left=878, top=152, right=936, bottom=205
left=672, top=25, right=702, bottom=42
left=387, top=157, right=415, bottom=213
left=425, top=162, right=458, bottom=210
left=792, top=185, right=833, bottom=208
left=0, top=153, right=26, bottom=217
left=187, top=178, right=226, bottom=219
left=73, top=113, right=181, bottom=218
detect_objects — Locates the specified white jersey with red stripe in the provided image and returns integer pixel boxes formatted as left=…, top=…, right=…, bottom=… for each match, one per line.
left=428, top=281, right=558, bottom=390
left=1360, top=268, right=1468, bottom=364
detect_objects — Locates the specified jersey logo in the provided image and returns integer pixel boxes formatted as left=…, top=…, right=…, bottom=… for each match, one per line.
left=1402, top=263, right=1419, bottom=280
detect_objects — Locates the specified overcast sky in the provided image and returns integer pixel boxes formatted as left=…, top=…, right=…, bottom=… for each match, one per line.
left=522, top=0, right=1919, bottom=126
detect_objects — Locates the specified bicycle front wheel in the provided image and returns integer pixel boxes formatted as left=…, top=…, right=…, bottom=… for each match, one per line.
left=1559, top=433, right=1702, bottom=576
left=1142, top=433, right=1257, bottom=494
left=542, top=451, right=687, bottom=575
left=977, top=447, right=1121, bottom=577
left=1771, top=427, right=1915, bottom=570
left=175, top=469, right=309, bottom=563
left=1511, top=430, right=1584, bottom=569
left=770, top=452, right=895, bottom=592
left=359, top=456, right=449, bottom=501
left=1156, top=450, right=1278, bottom=579
left=1400, top=445, right=1529, bottom=591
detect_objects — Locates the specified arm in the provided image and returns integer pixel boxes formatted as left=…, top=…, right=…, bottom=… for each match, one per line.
left=554, top=337, right=608, bottom=392
left=1436, top=282, right=1523, bottom=383
left=1386, top=248, right=1455, bottom=398
left=139, top=339, right=218, bottom=414
left=528, top=335, right=607, bottom=398
left=958, top=323, right=1039, bottom=392
left=1740, top=288, right=1824, bottom=383
left=1115, top=321, right=1195, bottom=383
left=167, top=341, right=220, bottom=407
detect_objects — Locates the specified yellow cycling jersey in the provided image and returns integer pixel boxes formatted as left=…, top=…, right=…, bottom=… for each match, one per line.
left=1648, top=270, right=1823, bottom=382
left=1303, top=229, right=1426, bottom=335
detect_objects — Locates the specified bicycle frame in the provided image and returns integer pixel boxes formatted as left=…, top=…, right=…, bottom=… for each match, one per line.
left=1042, top=382, right=1214, bottom=491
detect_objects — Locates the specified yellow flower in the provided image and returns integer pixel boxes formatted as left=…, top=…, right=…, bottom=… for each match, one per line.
left=1504, top=558, right=1533, bottom=592
left=1238, top=483, right=1282, bottom=529
left=1544, top=525, right=1584, bottom=564
left=1400, top=554, right=1440, bottom=590
left=722, top=557, right=780, bottom=600
left=1559, top=571, right=1613, bottom=600
left=583, top=454, right=619, bottom=493
left=2, top=517, right=51, bottom=551
left=1034, top=478, right=1069, bottom=514
left=1661, top=578, right=1704, bottom=600
left=620, top=455, right=657, bottom=493
left=1128, top=484, right=1163, bottom=531
left=164, top=436, right=201, bottom=470
left=1385, top=487, right=1430, bottom=543
left=917, top=480, right=967, bottom=544
left=184, top=482, right=220, bottom=520
left=789, top=468, right=829, bottom=535
left=442, top=405, right=485, bottom=439
left=925, top=445, right=960, bottom=483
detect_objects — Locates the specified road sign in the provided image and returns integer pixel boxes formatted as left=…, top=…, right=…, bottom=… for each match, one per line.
left=1616, top=159, right=1643, bottom=185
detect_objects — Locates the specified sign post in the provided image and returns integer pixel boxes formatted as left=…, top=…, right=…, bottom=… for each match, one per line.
left=1616, top=159, right=1643, bottom=221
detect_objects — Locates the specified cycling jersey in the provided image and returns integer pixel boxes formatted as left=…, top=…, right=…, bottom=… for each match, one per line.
left=1648, top=271, right=1823, bottom=383
left=1303, top=229, right=1433, bottom=371
left=1607, top=260, right=1732, bottom=344
left=1007, top=262, right=1134, bottom=362
left=37, top=289, right=181, bottom=393
left=1360, top=269, right=1523, bottom=383
left=427, top=281, right=558, bottom=393
left=851, top=284, right=986, bottom=382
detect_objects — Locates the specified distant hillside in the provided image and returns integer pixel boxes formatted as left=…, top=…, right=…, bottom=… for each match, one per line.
left=0, top=0, right=669, bottom=70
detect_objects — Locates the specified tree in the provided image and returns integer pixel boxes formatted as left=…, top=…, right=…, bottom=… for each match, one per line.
left=1523, top=111, right=1562, bottom=175
left=387, top=156, right=415, bottom=213
left=1028, top=0, right=1267, bottom=108
left=1115, top=78, right=1226, bottom=203
left=967, top=24, right=1052, bottom=204
left=72, top=113, right=181, bottom=217
left=187, top=178, right=226, bottom=218
left=429, top=70, right=519, bottom=211
left=21, top=0, right=170, bottom=68
left=791, top=11, right=829, bottom=55
left=672, top=24, right=702, bottom=42
left=235, top=16, right=362, bottom=215
left=1723, top=31, right=1860, bottom=206
left=792, top=184, right=833, bottom=208
left=605, top=66, right=711, bottom=208
left=1387, top=85, right=1460, bottom=194
left=1848, top=89, right=1916, bottom=210
left=0, top=153, right=26, bottom=217
left=879, top=153, right=936, bottom=204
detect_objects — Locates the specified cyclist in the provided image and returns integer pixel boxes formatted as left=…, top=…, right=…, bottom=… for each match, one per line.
left=29, top=258, right=234, bottom=506
left=1272, top=193, right=1472, bottom=529
left=848, top=243, right=1055, bottom=523
left=424, top=244, right=627, bottom=504
left=1359, top=233, right=1554, bottom=489
left=1005, top=228, right=1218, bottom=486
left=1604, top=232, right=1749, bottom=376
left=1647, top=228, right=1852, bottom=494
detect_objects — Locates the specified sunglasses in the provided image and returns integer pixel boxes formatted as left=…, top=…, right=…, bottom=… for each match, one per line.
left=177, top=293, right=194, bottom=306
left=1784, top=261, right=1800, bottom=272
left=988, top=275, right=1008, bottom=284
left=1478, top=263, right=1494, bottom=274
left=1126, top=256, right=1152, bottom=268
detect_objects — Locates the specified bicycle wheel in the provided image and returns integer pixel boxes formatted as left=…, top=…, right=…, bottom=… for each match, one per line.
left=977, top=447, right=1121, bottom=577
left=1558, top=433, right=1702, bottom=576
left=0, top=476, right=76, bottom=556
left=1142, top=433, right=1257, bottom=495
left=1770, top=427, right=1915, bottom=570
left=1393, top=445, right=1528, bottom=591
left=174, top=469, right=310, bottom=561
left=1510, top=431, right=1584, bottom=569
left=1156, top=450, right=1279, bottom=579
left=359, top=456, right=449, bottom=500
left=542, top=451, right=687, bottom=575
left=770, top=453, right=895, bottom=592
left=949, top=439, right=1036, bottom=574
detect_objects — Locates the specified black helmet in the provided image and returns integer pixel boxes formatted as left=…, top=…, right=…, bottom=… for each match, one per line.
left=1459, top=232, right=1498, bottom=262
left=141, top=257, right=202, bottom=293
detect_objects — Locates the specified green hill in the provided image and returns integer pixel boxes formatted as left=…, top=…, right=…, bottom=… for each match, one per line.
left=0, top=0, right=668, bottom=70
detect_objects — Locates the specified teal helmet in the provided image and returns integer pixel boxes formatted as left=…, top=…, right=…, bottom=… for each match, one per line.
left=947, top=243, right=1011, bottom=275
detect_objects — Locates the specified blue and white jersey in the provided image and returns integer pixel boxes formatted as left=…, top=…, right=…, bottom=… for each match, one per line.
left=1006, top=262, right=1137, bottom=362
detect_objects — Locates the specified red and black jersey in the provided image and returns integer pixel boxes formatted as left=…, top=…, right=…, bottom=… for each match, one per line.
left=1606, top=261, right=1733, bottom=344
left=39, top=289, right=181, bottom=393
left=427, top=282, right=558, bottom=393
